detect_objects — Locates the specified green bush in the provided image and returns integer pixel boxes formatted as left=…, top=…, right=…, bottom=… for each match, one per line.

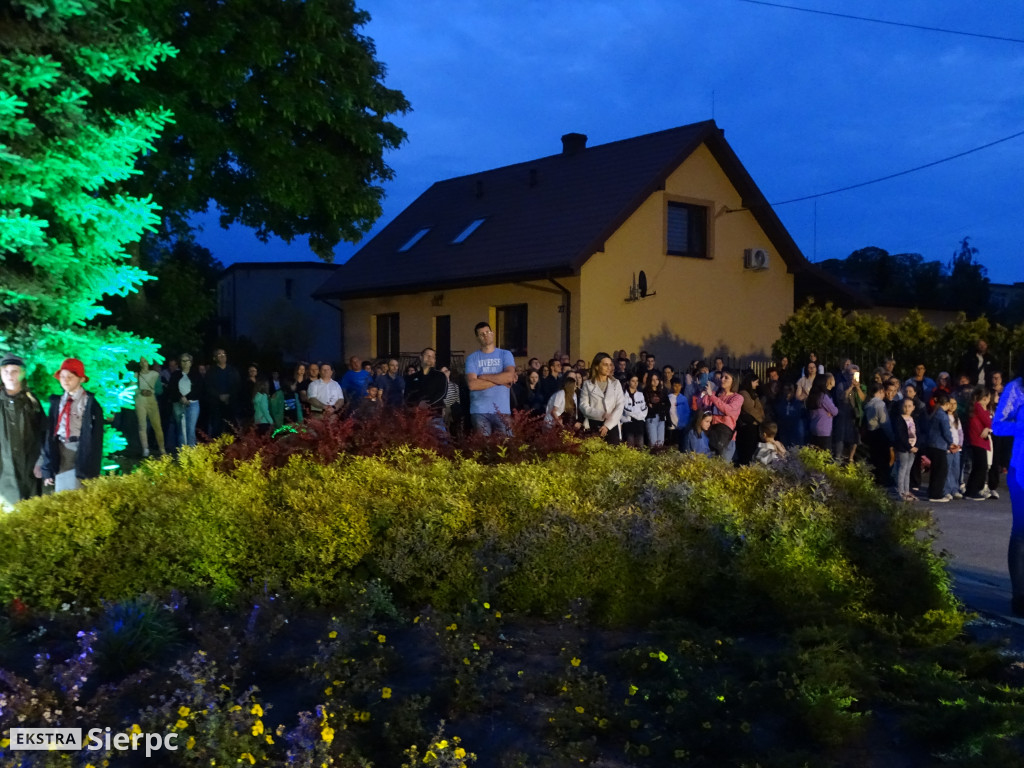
left=0, top=441, right=958, bottom=635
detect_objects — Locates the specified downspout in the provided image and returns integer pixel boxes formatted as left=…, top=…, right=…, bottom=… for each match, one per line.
left=548, top=278, right=571, bottom=358
left=316, top=297, right=345, bottom=362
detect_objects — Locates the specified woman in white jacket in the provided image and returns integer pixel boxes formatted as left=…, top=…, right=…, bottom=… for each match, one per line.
left=580, top=352, right=625, bottom=444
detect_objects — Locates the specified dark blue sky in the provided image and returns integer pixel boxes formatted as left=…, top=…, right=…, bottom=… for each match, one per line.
left=197, top=0, right=1024, bottom=285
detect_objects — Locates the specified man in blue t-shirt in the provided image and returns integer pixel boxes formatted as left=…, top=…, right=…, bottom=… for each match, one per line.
left=340, top=356, right=373, bottom=407
left=465, top=321, right=517, bottom=436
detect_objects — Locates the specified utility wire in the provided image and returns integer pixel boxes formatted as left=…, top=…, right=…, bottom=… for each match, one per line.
left=736, top=0, right=1024, bottom=44
left=747, top=128, right=1024, bottom=209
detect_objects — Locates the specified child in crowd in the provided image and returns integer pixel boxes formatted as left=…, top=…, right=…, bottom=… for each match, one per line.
left=754, top=422, right=787, bottom=466
left=892, top=396, right=918, bottom=501
left=944, top=403, right=965, bottom=499
left=685, top=410, right=713, bottom=456
left=355, top=383, right=384, bottom=420
left=252, top=376, right=273, bottom=435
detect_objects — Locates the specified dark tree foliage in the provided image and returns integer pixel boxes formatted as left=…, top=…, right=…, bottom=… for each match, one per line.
left=98, top=0, right=411, bottom=260
left=101, top=238, right=223, bottom=358
left=946, top=236, right=990, bottom=316
left=819, top=240, right=991, bottom=317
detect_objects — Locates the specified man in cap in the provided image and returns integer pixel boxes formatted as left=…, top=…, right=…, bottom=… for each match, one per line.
left=0, top=354, right=45, bottom=511
left=41, top=358, right=104, bottom=493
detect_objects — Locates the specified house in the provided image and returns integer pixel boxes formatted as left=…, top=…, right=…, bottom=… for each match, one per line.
left=314, top=120, right=831, bottom=370
left=218, top=262, right=341, bottom=363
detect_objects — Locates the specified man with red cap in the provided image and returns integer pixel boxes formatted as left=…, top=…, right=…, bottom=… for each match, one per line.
left=41, top=358, right=104, bottom=493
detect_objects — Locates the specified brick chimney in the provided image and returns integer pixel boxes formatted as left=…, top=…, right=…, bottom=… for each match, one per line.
left=561, top=133, right=587, bottom=156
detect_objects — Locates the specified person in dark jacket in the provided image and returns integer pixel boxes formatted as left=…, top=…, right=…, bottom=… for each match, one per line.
left=0, top=354, right=45, bottom=510
left=41, top=358, right=104, bottom=493
left=169, top=353, right=205, bottom=449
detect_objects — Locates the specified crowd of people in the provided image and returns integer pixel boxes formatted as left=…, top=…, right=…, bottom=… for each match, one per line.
left=0, top=327, right=1023, bottom=616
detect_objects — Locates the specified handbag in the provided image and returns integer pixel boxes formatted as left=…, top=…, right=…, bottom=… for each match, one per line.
left=707, top=422, right=735, bottom=455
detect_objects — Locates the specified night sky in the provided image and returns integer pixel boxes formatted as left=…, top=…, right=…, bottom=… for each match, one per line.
left=196, top=0, right=1024, bottom=285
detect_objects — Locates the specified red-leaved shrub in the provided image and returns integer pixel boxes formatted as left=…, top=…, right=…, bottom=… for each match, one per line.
left=220, top=407, right=583, bottom=470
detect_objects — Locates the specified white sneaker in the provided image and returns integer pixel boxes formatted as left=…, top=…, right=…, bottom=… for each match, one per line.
left=929, top=496, right=950, bottom=503
left=989, top=490, right=1000, bottom=500
left=142, top=448, right=150, bottom=457
left=953, top=493, right=963, bottom=499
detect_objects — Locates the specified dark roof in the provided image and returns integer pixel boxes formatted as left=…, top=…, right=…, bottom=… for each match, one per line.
left=315, top=120, right=815, bottom=300
left=221, top=261, right=338, bottom=276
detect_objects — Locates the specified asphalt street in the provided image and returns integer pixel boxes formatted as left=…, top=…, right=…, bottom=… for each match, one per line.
left=927, top=490, right=1024, bottom=651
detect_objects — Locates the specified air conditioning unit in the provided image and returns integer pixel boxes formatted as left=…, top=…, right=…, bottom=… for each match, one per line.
left=744, top=248, right=769, bottom=270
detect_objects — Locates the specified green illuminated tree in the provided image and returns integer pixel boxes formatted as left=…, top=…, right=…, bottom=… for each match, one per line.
left=0, top=0, right=176, bottom=452
left=103, top=0, right=410, bottom=259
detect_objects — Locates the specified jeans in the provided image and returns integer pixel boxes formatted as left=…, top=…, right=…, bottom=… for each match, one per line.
left=471, top=412, right=510, bottom=437
left=645, top=417, right=665, bottom=447
left=943, top=451, right=962, bottom=497
left=896, top=451, right=914, bottom=496
left=174, top=400, right=200, bottom=448
left=720, top=439, right=736, bottom=463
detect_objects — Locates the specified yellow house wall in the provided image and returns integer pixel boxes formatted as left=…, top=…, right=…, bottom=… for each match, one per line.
left=342, top=277, right=579, bottom=367
left=578, top=143, right=794, bottom=367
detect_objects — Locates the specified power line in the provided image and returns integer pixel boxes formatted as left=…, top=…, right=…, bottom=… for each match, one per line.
left=736, top=0, right=1024, bottom=44
left=765, top=128, right=1024, bottom=208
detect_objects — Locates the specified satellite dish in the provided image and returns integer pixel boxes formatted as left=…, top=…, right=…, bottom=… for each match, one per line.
left=638, top=270, right=648, bottom=298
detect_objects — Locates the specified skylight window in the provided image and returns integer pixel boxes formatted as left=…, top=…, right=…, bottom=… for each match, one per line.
left=451, top=218, right=486, bottom=244
left=398, top=227, right=431, bottom=252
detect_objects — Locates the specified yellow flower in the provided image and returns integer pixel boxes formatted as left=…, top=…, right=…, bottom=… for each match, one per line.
left=321, top=726, right=335, bottom=744
left=494, top=611, right=501, bottom=618
left=574, top=706, right=585, bottom=714
left=435, top=739, right=449, bottom=749
left=240, top=753, right=255, bottom=765
left=328, top=630, right=337, bottom=639
left=178, top=706, right=191, bottom=717
left=482, top=602, right=490, bottom=609
left=570, top=657, right=581, bottom=667
left=186, top=736, right=196, bottom=750
left=130, top=724, right=142, bottom=735
left=324, top=687, right=333, bottom=696
left=1, top=739, right=9, bottom=749
left=658, top=651, right=669, bottom=662
left=229, top=705, right=242, bottom=712
left=251, top=704, right=263, bottom=717
left=381, top=687, right=392, bottom=699
left=377, top=634, right=386, bottom=643
left=413, top=615, right=421, bottom=623
left=628, top=684, right=639, bottom=696
left=251, top=720, right=264, bottom=736
left=265, top=735, right=274, bottom=745
left=446, top=623, right=458, bottom=631
left=175, top=719, right=188, bottom=730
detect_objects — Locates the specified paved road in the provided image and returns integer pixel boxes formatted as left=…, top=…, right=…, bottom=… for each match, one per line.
left=928, top=491, right=1024, bottom=649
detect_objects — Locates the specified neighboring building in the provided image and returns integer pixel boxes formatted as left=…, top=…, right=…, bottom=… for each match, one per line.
left=314, top=120, right=832, bottom=369
left=218, top=262, right=341, bottom=363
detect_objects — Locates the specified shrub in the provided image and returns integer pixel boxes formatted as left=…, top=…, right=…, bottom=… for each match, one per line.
left=0, top=440, right=959, bottom=639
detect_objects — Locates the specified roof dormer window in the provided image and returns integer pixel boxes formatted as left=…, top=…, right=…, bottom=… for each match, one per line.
left=451, top=218, right=486, bottom=244
left=398, top=227, right=431, bottom=252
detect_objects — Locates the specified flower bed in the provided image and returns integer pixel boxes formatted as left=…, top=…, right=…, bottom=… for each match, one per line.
left=0, top=441, right=1022, bottom=765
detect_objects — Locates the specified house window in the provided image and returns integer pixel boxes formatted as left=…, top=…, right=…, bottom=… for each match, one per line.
left=376, top=313, right=399, bottom=359
left=496, top=304, right=527, bottom=356
left=667, top=202, right=708, bottom=258
left=451, top=218, right=486, bottom=244
left=398, top=227, right=431, bottom=252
